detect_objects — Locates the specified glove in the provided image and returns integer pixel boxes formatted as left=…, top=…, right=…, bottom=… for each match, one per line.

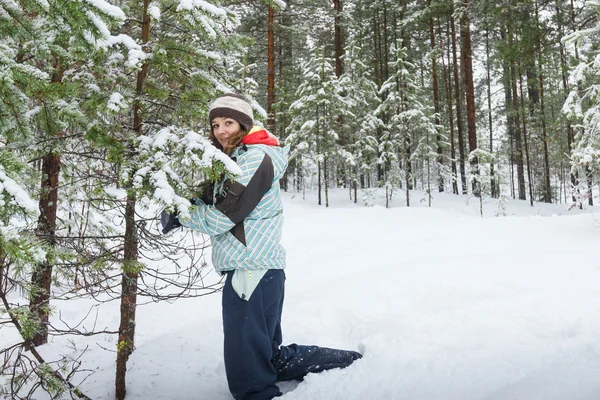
left=197, top=180, right=215, bottom=205
left=160, top=209, right=181, bottom=234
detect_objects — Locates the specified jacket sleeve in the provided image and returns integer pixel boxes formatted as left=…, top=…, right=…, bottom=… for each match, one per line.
left=179, top=148, right=274, bottom=236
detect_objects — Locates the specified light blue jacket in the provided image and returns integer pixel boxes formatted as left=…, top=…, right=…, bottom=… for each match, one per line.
left=180, top=136, right=289, bottom=273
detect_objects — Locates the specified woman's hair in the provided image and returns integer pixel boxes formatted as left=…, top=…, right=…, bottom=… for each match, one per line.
left=209, top=125, right=248, bottom=156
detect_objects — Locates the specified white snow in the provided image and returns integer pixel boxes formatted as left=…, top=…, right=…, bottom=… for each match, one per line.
left=84, top=0, right=125, bottom=21
left=149, top=3, right=161, bottom=21
left=104, top=185, right=127, bottom=200
left=272, top=0, right=287, bottom=10
left=0, top=167, right=39, bottom=213
left=176, top=0, right=226, bottom=15
left=2, top=189, right=600, bottom=399
left=107, top=92, right=127, bottom=112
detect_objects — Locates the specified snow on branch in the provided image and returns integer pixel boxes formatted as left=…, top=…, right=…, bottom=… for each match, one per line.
left=135, top=127, right=241, bottom=218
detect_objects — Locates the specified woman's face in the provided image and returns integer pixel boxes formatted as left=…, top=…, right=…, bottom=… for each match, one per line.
left=212, top=117, right=241, bottom=149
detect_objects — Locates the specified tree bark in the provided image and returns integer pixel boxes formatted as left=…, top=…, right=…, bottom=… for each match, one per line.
left=383, top=3, right=389, bottom=83
left=428, top=0, right=443, bottom=192
left=333, top=0, right=343, bottom=77
left=556, top=2, right=577, bottom=202
left=510, top=58, right=527, bottom=201
left=586, top=166, right=594, bottom=206
left=31, top=151, right=60, bottom=346
left=535, top=0, right=552, bottom=203
left=501, top=28, right=516, bottom=199
left=267, top=6, right=275, bottom=132
left=30, top=64, right=65, bottom=347
left=450, top=13, right=467, bottom=194
left=460, top=0, right=478, bottom=196
left=443, top=19, right=459, bottom=195
left=115, top=0, right=149, bottom=397
left=485, top=19, right=497, bottom=198
left=324, top=157, right=329, bottom=207
left=373, top=15, right=381, bottom=87
left=518, top=61, right=535, bottom=206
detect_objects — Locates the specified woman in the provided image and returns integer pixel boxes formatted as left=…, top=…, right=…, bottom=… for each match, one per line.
left=165, top=93, right=361, bottom=400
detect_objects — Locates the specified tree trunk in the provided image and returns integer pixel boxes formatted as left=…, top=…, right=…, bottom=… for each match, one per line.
left=267, top=6, right=275, bottom=132
left=518, top=62, right=535, bottom=206
left=383, top=4, right=389, bottom=83
left=538, top=66, right=551, bottom=203
left=373, top=15, right=381, bottom=87
left=30, top=63, right=65, bottom=346
left=428, top=0, right=443, bottom=192
left=354, top=167, right=358, bottom=204
left=450, top=13, right=467, bottom=194
left=115, top=194, right=139, bottom=400
left=334, top=0, right=343, bottom=77
left=405, top=152, right=410, bottom=207
left=501, top=29, right=516, bottom=199
left=318, top=160, right=322, bottom=206
left=444, top=19, right=459, bottom=195
left=557, top=3, right=577, bottom=202
left=115, top=0, right=149, bottom=397
left=586, top=166, right=594, bottom=206
left=570, top=0, right=582, bottom=206
left=31, top=151, right=60, bottom=346
left=535, top=0, right=552, bottom=203
left=324, top=157, right=329, bottom=207
left=376, top=12, right=384, bottom=89
left=460, top=0, right=478, bottom=196
left=485, top=20, right=497, bottom=198
left=511, top=60, right=527, bottom=201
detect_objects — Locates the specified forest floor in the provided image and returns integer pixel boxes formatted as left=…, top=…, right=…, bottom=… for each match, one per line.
left=4, top=188, right=600, bottom=399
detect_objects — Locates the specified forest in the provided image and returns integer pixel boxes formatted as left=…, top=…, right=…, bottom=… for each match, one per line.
left=1, top=0, right=599, bottom=398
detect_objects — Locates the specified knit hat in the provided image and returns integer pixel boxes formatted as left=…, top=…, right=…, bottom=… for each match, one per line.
left=208, top=93, right=254, bottom=132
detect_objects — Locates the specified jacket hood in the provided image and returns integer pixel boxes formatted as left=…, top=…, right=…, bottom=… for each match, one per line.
left=242, top=126, right=279, bottom=146
left=237, top=126, right=289, bottom=180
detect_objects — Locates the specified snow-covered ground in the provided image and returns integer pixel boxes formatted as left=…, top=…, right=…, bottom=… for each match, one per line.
left=4, top=188, right=600, bottom=399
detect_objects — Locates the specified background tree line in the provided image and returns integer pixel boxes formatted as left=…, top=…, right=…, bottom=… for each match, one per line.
left=239, top=0, right=599, bottom=208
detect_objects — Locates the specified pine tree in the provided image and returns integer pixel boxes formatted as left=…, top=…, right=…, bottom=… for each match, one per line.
left=286, top=47, right=351, bottom=206
left=377, top=45, right=441, bottom=207
left=338, top=34, right=383, bottom=202
left=563, top=0, right=600, bottom=206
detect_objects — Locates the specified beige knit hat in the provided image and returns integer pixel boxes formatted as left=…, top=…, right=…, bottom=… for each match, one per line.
left=208, top=93, right=254, bottom=131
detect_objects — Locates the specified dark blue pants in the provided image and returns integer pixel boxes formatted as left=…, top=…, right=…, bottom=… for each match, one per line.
left=222, top=269, right=362, bottom=400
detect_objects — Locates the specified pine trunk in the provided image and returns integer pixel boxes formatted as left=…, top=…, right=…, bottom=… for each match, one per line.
left=334, top=0, right=343, bottom=77
left=31, top=151, right=60, bottom=346
left=444, top=19, right=459, bottom=195
left=318, top=160, right=322, bottom=206
left=428, top=0, right=443, bottom=192
left=460, top=0, right=479, bottom=196
left=30, top=63, right=65, bottom=346
left=383, top=4, right=389, bottom=83
left=485, top=22, right=497, bottom=198
left=450, top=13, right=467, bottom=194
left=557, top=4, right=577, bottom=202
left=535, top=2, right=552, bottom=203
left=538, top=68, right=552, bottom=203
left=501, top=30, right=516, bottom=199
left=373, top=15, right=381, bottom=87
left=354, top=166, right=358, bottom=204
left=115, top=0, right=149, bottom=397
left=267, top=6, right=275, bottom=132
left=510, top=59, right=527, bottom=201
left=324, top=158, right=329, bottom=207
left=375, top=12, right=384, bottom=89
left=586, top=167, right=594, bottom=206
left=518, top=62, right=535, bottom=206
